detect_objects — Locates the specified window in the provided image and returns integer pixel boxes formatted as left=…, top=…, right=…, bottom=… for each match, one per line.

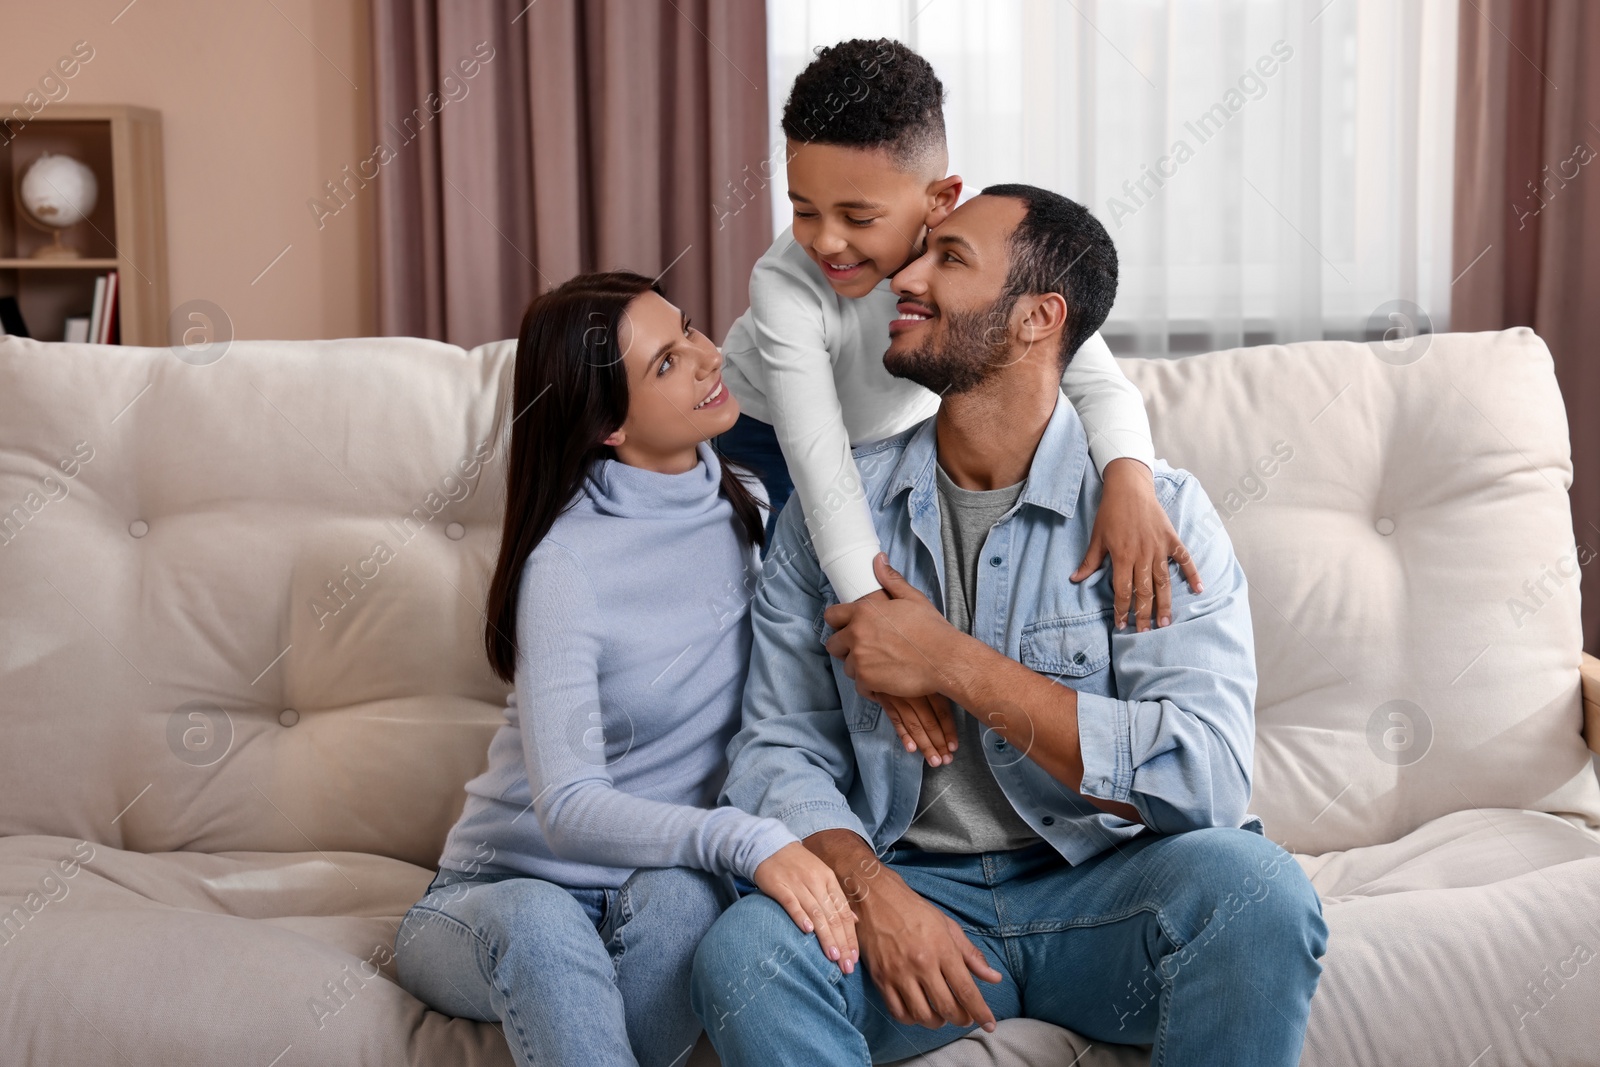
left=767, top=0, right=1458, bottom=355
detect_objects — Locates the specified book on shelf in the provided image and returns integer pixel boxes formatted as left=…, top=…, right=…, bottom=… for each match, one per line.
left=63, top=317, right=89, bottom=343
left=88, top=275, right=106, bottom=343
left=98, top=271, right=119, bottom=344
left=89, top=273, right=106, bottom=343
left=82, top=271, right=120, bottom=345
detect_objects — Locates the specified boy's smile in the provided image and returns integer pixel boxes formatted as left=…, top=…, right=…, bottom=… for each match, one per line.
left=784, top=139, right=960, bottom=299
left=819, top=258, right=869, bottom=282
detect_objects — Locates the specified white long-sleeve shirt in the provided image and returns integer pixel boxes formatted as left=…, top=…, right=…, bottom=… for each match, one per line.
left=720, top=228, right=1156, bottom=604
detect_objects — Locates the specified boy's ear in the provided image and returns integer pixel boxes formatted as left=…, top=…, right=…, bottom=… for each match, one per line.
left=924, top=174, right=963, bottom=228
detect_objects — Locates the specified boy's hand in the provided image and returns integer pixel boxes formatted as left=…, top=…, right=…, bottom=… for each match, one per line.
left=1070, top=458, right=1202, bottom=632
left=872, top=690, right=957, bottom=767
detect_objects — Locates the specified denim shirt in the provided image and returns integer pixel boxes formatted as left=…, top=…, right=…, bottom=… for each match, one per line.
left=721, top=389, right=1265, bottom=866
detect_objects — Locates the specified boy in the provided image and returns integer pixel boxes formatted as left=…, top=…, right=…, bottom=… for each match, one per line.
left=716, top=38, right=1198, bottom=762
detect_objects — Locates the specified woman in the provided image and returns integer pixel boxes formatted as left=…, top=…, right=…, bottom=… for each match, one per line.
left=393, top=271, right=859, bottom=1067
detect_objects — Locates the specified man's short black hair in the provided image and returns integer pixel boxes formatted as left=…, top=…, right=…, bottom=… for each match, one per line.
left=981, top=183, right=1118, bottom=368
left=781, top=39, right=946, bottom=173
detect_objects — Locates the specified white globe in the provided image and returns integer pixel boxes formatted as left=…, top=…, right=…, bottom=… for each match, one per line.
left=20, top=153, right=99, bottom=229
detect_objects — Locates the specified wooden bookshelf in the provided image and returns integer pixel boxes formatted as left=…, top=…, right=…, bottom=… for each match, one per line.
left=0, top=258, right=120, bottom=269
left=0, top=104, right=168, bottom=345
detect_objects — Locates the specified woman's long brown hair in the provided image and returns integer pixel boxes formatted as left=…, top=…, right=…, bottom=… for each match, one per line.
left=484, top=271, right=769, bottom=683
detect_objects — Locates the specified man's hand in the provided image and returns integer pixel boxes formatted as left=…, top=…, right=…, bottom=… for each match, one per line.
left=846, top=572, right=959, bottom=766
left=1071, top=458, right=1202, bottom=632
left=857, top=876, right=1003, bottom=1031
left=825, top=554, right=962, bottom=701
left=806, top=829, right=1001, bottom=1032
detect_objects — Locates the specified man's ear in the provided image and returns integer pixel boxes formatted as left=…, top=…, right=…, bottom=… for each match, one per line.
left=924, top=174, right=963, bottom=229
left=1016, top=292, right=1070, bottom=351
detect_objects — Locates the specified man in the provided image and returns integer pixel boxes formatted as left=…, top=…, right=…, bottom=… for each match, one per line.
left=691, top=184, right=1328, bottom=1067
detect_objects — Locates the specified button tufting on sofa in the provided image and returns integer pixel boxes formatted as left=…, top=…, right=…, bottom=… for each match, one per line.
left=128, top=519, right=148, bottom=537
left=278, top=709, right=299, bottom=727
left=1375, top=516, right=1396, bottom=535
left=444, top=521, right=465, bottom=540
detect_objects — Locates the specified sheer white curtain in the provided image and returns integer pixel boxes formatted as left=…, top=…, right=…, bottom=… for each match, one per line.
left=766, top=0, right=1458, bottom=355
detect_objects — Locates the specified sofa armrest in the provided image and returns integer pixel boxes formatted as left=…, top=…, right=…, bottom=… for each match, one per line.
left=1584, top=652, right=1600, bottom=757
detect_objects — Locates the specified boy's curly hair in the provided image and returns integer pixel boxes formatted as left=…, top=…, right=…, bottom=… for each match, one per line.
left=781, top=38, right=946, bottom=173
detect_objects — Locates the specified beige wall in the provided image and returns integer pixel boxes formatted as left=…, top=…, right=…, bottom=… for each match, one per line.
left=1, top=0, right=375, bottom=340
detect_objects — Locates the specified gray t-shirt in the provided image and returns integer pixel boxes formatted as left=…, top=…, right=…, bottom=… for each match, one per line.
left=893, top=462, right=1044, bottom=854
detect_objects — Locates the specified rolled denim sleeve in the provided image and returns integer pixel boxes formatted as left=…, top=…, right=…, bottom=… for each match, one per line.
left=719, top=493, right=873, bottom=845
left=1075, top=468, right=1258, bottom=834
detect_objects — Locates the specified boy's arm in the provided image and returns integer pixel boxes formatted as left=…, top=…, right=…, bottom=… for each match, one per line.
left=1061, top=330, right=1156, bottom=474
left=746, top=264, right=885, bottom=603
left=1063, top=330, right=1201, bottom=628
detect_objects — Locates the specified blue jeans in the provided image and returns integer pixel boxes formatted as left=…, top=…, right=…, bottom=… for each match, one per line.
left=395, top=864, right=733, bottom=1067
left=690, top=828, right=1327, bottom=1067
left=713, top=412, right=792, bottom=546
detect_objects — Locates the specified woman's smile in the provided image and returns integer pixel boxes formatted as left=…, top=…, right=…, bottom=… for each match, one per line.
left=693, top=378, right=728, bottom=411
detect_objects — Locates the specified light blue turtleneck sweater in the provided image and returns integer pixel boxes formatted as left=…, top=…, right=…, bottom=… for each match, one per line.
left=438, top=440, right=799, bottom=889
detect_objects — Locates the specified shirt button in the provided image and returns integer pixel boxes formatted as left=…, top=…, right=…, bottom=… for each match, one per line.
left=989, top=556, right=1002, bottom=566
left=1041, top=815, right=1055, bottom=826
left=994, top=738, right=1006, bottom=749
left=1072, top=651, right=1087, bottom=665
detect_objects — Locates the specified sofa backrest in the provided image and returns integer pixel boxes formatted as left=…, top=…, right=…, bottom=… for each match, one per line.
left=0, top=336, right=517, bottom=869
left=1121, top=327, right=1600, bottom=853
left=1, top=327, right=1595, bottom=865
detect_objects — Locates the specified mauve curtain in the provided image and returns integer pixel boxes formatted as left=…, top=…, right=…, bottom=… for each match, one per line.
left=370, top=0, right=774, bottom=350
left=1452, top=0, right=1600, bottom=653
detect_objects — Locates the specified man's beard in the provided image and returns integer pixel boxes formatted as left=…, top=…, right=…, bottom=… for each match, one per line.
left=884, top=295, right=1017, bottom=397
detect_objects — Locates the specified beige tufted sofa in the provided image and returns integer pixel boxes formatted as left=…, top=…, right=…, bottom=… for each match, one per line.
left=2, top=327, right=1598, bottom=1067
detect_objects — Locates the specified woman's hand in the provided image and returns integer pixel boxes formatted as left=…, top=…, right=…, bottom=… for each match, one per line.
left=752, top=842, right=860, bottom=974
left=1071, top=458, right=1202, bottom=631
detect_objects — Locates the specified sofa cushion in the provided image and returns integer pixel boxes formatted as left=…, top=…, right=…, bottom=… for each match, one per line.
left=6, top=807, right=1595, bottom=1066
left=0, top=834, right=482, bottom=1065
left=1295, top=807, right=1600, bottom=1066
